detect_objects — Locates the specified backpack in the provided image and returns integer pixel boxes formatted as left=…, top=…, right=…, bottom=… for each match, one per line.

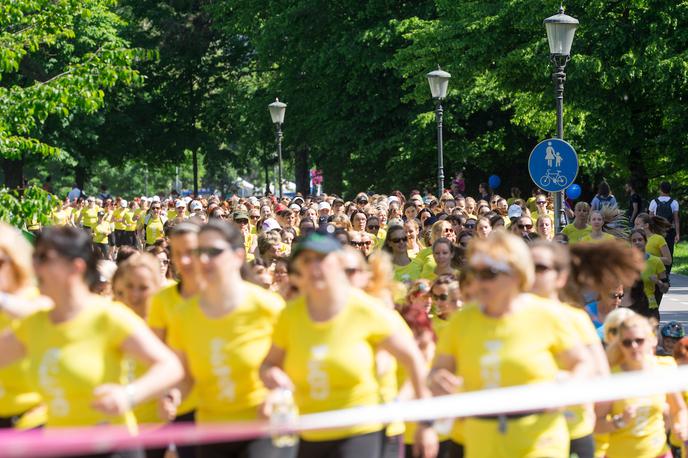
left=653, top=197, right=674, bottom=221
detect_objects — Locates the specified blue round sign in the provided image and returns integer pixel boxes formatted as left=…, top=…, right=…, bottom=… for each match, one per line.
left=528, top=138, right=579, bottom=192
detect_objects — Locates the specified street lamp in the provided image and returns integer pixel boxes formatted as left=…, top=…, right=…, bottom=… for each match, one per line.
left=544, top=7, right=578, bottom=231
left=427, top=66, right=451, bottom=197
left=268, top=98, right=287, bottom=199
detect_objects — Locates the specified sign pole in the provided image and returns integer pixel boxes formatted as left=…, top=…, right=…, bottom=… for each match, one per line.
left=552, top=61, right=567, bottom=232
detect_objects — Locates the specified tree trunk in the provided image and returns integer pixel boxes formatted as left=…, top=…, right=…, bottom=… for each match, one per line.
left=192, top=148, right=199, bottom=196
left=294, top=144, right=310, bottom=196
left=628, top=146, right=648, bottom=197
left=75, top=165, right=87, bottom=191
left=2, top=158, right=24, bottom=189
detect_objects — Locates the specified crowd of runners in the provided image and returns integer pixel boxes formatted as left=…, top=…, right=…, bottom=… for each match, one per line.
left=0, top=178, right=686, bottom=458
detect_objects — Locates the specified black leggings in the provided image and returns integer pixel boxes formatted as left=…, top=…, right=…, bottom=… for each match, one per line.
left=297, top=430, right=383, bottom=458
left=197, top=437, right=292, bottom=458
left=569, top=434, right=594, bottom=458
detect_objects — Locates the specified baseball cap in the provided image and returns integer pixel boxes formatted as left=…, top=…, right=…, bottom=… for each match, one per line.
left=289, top=203, right=301, bottom=211
left=175, top=199, right=185, bottom=208
left=293, top=196, right=305, bottom=205
left=248, top=196, right=260, bottom=206
left=151, top=196, right=161, bottom=203
left=662, top=321, right=685, bottom=339
left=275, top=204, right=287, bottom=213
left=233, top=211, right=249, bottom=221
left=318, top=201, right=331, bottom=211
left=290, top=232, right=342, bottom=261
left=333, top=197, right=345, bottom=205
left=507, top=204, right=522, bottom=219
left=97, top=210, right=105, bottom=217
left=190, top=200, right=203, bottom=212
left=262, top=218, right=281, bottom=232
left=120, top=199, right=128, bottom=208
left=387, top=196, right=400, bottom=205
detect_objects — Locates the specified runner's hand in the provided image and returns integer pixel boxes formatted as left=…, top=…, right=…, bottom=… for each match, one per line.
left=158, top=389, right=181, bottom=421
left=427, top=369, right=462, bottom=396
left=92, top=384, right=130, bottom=416
left=413, top=424, right=439, bottom=458
left=261, top=366, right=294, bottom=390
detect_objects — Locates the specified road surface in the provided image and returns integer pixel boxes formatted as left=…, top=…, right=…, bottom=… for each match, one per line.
left=661, top=274, right=688, bottom=324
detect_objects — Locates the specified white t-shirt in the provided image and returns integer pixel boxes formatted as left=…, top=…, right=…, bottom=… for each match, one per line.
left=648, top=196, right=679, bottom=215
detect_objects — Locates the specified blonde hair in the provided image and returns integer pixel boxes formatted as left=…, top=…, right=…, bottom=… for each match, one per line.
left=602, top=308, right=636, bottom=344
left=115, top=252, right=163, bottom=292
left=0, top=223, right=34, bottom=291
left=365, top=250, right=396, bottom=301
left=606, top=313, right=656, bottom=367
left=467, top=230, right=534, bottom=291
left=430, top=220, right=452, bottom=245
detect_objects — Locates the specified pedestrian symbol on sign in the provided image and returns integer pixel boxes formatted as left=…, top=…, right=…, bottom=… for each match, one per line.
left=528, top=138, right=578, bottom=193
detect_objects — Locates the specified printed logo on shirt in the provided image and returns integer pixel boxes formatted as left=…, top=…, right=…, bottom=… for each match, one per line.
left=209, top=338, right=236, bottom=402
left=480, top=340, right=502, bottom=389
left=38, top=348, right=70, bottom=417
left=307, top=345, right=330, bottom=400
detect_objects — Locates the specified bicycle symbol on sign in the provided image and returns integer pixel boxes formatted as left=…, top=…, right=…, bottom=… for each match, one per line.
left=540, top=170, right=568, bottom=188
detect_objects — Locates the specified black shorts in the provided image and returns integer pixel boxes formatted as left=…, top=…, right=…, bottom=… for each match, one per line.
left=297, top=430, right=383, bottom=458
left=116, top=230, right=135, bottom=247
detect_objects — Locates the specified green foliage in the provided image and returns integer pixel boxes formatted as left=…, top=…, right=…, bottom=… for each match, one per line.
left=0, top=185, right=59, bottom=228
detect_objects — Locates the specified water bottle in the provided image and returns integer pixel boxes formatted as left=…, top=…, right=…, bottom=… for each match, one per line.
left=270, top=388, right=299, bottom=448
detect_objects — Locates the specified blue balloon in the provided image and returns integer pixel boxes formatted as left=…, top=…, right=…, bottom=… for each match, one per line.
left=566, top=183, right=582, bottom=200
left=488, top=175, right=501, bottom=189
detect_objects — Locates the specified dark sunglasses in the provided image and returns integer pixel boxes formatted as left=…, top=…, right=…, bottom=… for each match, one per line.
left=390, top=236, right=408, bottom=244
left=518, top=224, right=533, bottom=230
left=468, top=265, right=512, bottom=281
left=621, top=337, right=645, bottom=348
left=192, top=246, right=230, bottom=258
left=536, top=201, right=547, bottom=205
left=350, top=241, right=372, bottom=248
left=250, top=215, right=260, bottom=220
left=432, top=293, right=449, bottom=301
left=464, top=223, right=476, bottom=229
left=609, top=292, right=624, bottom=300
left=366, top=225, right=380, bottom=231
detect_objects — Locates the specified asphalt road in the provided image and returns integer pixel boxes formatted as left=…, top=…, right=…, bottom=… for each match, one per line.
left=661, top=273, right=688, bottom=324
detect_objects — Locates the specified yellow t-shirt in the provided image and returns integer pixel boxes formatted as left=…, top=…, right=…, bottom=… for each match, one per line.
left=645, top=234, right=667, bottom=261
left=92, top=221, right=111, bottom=245
left=145, top=216, right=165, bottom=246
left=147, top=284, right=198, bottom=415
left=51, top=209, right=70, bottom=227
left=580, top=232, right=615, bottom=243
left=113, top=208, right=127, bottom=231
left=606, top=363, right=669, bottom=458
left=557, top=303, right=599, bottom=440
left=80, top=207, right=99, bottom=228
left=393, top=261, right=422, bottom=284
left=641, top=255, right=665, bottom=309
left=0, top=311, right=43, bottom=421
left=168, top=283, right=284, bottom=424
left=435, top=294, right=577, bottom=457
left=272, top=289, right=396, bottom=441
left=124, top=210, right=136, bottom=232
left=561, top=224, right=592, bottom=244
left=12, top=299, right=141, bottom=429
left=123, top=358, right=160, bottom=425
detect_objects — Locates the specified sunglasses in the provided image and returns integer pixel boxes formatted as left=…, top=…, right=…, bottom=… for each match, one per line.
left=609, top=292, right=624, bottom=300
left=464, top=223, right=476, bottom=229
left=534, top=264, right=555, bottom=273
left=192, top=246, right=230, bottom=258
left=235, top=219, right=249, bottom=225
left=518, top=224, right=533, bottom=230
left=621, top=337, right=645, bottom=348
left=468, top=265, right=512, bottom=281
left=391, top=236, right=408, bottom=244
left=432, top=293, right=449, bottom=301
left=152, top=207, right=162, bottom=211
left=250, top=215, right=260, bottom=220
left=536, top=201, right=547, bottom=205
left=367, top=225, right=380, bottom=231
left=350, top=241, right=372, bottom=248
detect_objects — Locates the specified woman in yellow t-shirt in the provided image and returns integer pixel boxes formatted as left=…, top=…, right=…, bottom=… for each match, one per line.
left=383, top=225, right=422, bottom=284
left=429, top=231, right=594, bottom=458
left=404, top=219, right=424, bottom=258
left=260, top=232, right=438, bottom=458
left=596, top=314, right=687, bottom=458
left=630, top=229, right=668, bottom=320
left=422, top=238, right=459, bottom=282
left=167, top=220, right=287, bottom=457
left=417, top=220, right=457, bottom=279
left=562, top=201, right=592, bottom=243
left=0, top=224, right=50, bottom=429
left=529, top=240, right=611, bottom=458
left=634, top=213, right=673, bottom=266
left=580, top=210, right=615, bottom=243
left=0, top=226, right=182, bottom=442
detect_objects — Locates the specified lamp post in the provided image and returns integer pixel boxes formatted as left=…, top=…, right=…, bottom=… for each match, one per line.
left=544, top=7, right=578, bottom=232
left=268, top=98, right=287, bottom=199
left=427, top=66, right=451, bottom=197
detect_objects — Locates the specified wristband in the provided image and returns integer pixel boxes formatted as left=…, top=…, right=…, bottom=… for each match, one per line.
left=612, top=414, right=626, bottom=429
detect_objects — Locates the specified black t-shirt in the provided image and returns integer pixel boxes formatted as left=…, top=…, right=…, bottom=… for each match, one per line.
left=627, top=193, right=642, bottom=220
